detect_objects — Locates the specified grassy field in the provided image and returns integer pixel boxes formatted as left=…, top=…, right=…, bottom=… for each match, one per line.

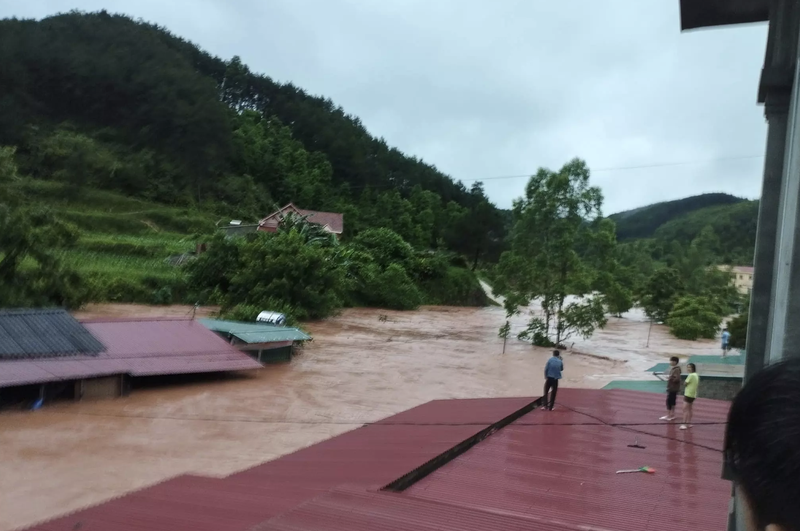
left=16, top=179, right=221, bottom=304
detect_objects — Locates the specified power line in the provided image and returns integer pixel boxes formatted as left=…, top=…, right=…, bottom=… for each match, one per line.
left=336, top=154, right=765, bottom=192
left=459, top=154, right=766, bottom=184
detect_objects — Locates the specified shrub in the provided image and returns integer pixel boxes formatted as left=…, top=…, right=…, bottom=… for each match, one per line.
left=420, top=266, right=488, bottom=306
left=88, top=275, right=151, bottom=303
left=222, top=304, right=262, bottom=322
left=728, top=312, right=748, bottom=350
left=151, top=286, right=173, bottom=305
left=227, top=231, right=344, bottom=320
left=352, top=228, right=414, bottom=270
left=667, top=295, right=724, bottom=340
left=365, top=263, right=423, bottom=310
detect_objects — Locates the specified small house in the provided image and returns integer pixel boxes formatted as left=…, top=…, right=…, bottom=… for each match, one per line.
left=199, top=318, right=311, bottom=364
left=258, top=203, right=344, bottom=238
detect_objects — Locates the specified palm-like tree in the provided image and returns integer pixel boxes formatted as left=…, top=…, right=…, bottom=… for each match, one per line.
left=277, top=212, right=338, bottom=247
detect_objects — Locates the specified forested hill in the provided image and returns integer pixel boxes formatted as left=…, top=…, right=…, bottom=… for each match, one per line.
left=0, top=11, right=505, bottom=258
left=610, top=193, right=759, bottom=266
left=610, top=193, right=744, bottom=240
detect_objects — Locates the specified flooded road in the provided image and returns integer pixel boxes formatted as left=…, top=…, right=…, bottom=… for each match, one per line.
left=0, top=304, right=717, bottom=531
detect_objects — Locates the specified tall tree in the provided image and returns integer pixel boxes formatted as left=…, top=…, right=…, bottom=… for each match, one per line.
left=495, top=159, right=609, bottom=346
left=640, top=268, right=684, bottom=323
left=445, top=182, right=505, bottom=269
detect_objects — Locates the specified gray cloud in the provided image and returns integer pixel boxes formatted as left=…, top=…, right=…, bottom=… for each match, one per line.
left=2, top=0, right=769, bottom=213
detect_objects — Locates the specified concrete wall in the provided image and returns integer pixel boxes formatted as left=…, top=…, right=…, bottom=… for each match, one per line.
left=697, top=378, right=742, bottom=401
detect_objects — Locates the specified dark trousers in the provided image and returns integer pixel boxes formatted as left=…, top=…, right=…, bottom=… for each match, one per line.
left=544, top=377, right=559, bottom=410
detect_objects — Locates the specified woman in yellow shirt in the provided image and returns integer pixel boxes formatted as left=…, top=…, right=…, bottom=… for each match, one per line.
left=681, top=363, right=699, bottom=430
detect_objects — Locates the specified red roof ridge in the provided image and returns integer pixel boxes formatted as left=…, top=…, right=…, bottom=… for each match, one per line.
left=77, top=317, right=196, bottom=324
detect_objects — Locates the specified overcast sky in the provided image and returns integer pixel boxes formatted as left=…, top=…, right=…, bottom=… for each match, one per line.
left=3, top=1, right=769, bottom=214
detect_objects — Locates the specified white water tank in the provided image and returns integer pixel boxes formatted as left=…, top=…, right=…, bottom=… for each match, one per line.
left=256, top=311, right=286, bottom=326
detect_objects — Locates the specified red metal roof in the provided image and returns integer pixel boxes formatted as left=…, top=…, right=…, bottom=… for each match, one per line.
left=0, top=319, right=261, bottom=388
left=21, top=390, right=732, bottom=531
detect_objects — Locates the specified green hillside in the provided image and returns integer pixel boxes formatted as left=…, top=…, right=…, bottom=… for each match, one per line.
left=653, top=200, right=759, bottom=265
left=610, top=193, right=744, bottom=240
left=8, top=178, right=214, bottom=304
left=0, top=10, right=504, bottom=257
left=0, top=11, right=500, bottom=313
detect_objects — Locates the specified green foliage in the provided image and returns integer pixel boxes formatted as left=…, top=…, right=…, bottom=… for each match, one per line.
left=558, top=297, right=608, bottom=343
left=217, top=231, right=344, bottom=320
left=278, top=211, right=338, bottom=247
left=419, top=266, right=488, bottom=306
left=222, top=304, right=262, bottom=322
left=728, top=312, right=748, bottom=350
left=667, top=295, right=724, bottom=340
left=444, top=182, right=507, bottom=268
left=610, top=193, right=743, bottom=241
left=603, top=282, right=633, bottom=317
left=364, top=263, right=423, bottom=310
left=641, top=268, right=684, bottom=323
left=654, top=202, right=759, bottom=266
left=499, top=320, right=511, bottom=340
left=0, top=12, right=504, bottom=254
left=0, top=146, right=19, bottom=183
left=496, top=158, right=610, bottom=346
left=517, top=318, right=554, bottom=347
left=353, top=228, right=415, bottom=269
left=0, top=203, right=87, bottom=308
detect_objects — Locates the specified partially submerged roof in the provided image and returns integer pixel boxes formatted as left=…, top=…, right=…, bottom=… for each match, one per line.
left=0, top=308, right=104, bottom=360
left=199, top=318, right=311, bottom=343
left=0, top=319, right=261, bottom=388
left=680, top=0, right=769, bottom=30
left=24, top=390, right=732, bottom=531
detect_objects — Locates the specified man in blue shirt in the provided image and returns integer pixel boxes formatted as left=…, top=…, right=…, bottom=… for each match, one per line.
left=722, top=328, right=731, bottom=357
left=543, top=350, right=564, bottom=411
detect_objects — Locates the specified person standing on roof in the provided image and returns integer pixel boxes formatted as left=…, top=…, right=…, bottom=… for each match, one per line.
left=660, top=356, right=681, bottom=422
left=543, top=350, right=563, bottom=411
left=681, top=363, right=699, bottom=430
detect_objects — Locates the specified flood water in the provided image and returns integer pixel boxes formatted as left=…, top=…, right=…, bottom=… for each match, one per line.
left=0, top=303, right=717, bottom=531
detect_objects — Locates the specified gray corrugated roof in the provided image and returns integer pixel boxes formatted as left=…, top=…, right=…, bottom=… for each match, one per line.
left=198, top=319, right=311, bottom=343
left=0, top=308, right=105, bottom=360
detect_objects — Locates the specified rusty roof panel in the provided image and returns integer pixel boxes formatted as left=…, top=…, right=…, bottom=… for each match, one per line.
left=375, top=396, right=534, bottom=425
left=20, top=390, right=732, bottom=531
left=252, top=485, right=581, bottom=531
left=400, top=390, right=731, bottom=531
left=514, top=389, right=730, bottom=425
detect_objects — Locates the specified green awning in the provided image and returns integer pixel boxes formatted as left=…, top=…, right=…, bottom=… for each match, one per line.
left=688, top=354, right=744, bottom=365
left=199, top=319, right=311, bottom=344
left=602, top=380, right=667, bottom=393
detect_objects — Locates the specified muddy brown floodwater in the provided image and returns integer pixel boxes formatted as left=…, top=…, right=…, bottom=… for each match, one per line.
left=0, top=303, right=718, bottom=531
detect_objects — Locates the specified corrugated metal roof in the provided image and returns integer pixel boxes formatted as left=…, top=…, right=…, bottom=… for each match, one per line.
left=199, top=319, right=311, bottom=343
left=20, top=390, right=732, bottom=531
left=0, top=308, right=105, bottom=360
left=0, top=319, right=261, bottom=388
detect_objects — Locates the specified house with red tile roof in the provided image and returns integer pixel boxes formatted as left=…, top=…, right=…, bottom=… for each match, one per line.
left=258, top=203, right=344, bottom=237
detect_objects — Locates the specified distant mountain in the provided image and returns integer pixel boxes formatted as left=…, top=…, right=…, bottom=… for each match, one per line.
left=610, top=193, right=745, bottom=241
